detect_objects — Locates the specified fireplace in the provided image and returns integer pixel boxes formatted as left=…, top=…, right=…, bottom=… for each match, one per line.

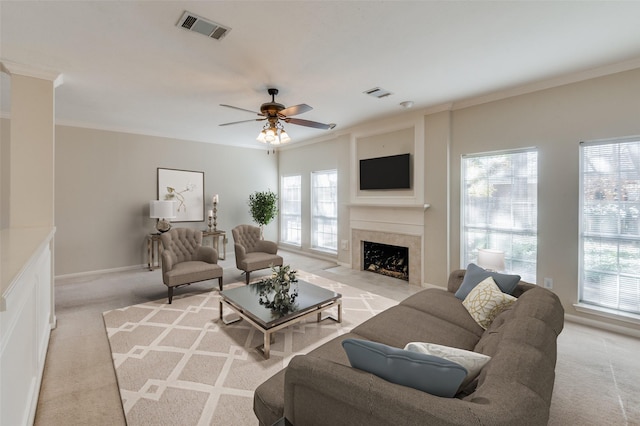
left=352, top=228, right=422, bottom=286
left=363, top=241, right=409, bottom=281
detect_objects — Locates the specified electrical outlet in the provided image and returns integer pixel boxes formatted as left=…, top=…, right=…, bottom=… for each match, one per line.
left=341, top=240, right=349, bottom=251
left=544, top=277, right=553, bottom=289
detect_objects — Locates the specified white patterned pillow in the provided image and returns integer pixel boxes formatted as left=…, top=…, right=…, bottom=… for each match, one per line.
left=404, top=342, right=491, bottom=389
left=462, top=276, right=517, bottom=329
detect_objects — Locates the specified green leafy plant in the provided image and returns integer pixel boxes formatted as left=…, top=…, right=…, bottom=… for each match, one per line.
left=248, top=189, right=278, bottom=229
left=257, top=264, right=299, bottom=314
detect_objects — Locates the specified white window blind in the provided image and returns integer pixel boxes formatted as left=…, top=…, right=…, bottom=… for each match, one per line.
left=462, top=149, right=538, bottom=282
left=312, top=170, right=338, bottom=252
left=580, top=137, right=640, bottom=316
left=281, top=175, right=301, bottom=246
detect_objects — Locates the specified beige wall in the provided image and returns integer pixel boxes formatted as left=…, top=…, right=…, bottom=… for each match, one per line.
left=423, top=110, right=451, bottom=285
left=279, top=67, right=640, bottom=334
left=277, top=134, right=351, bottom=263
left=54, top=126, right=278, bottom=275
left=449, top=68, right=640, bottom=326
left=9, top=74, right=55, bottom=228
left=0, top=118, right=8, bottom=229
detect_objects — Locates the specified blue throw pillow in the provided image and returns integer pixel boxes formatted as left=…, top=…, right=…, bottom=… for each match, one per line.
left=341, top=338, right=467, bottom=397
left=454, top=263, right=521, bottom=300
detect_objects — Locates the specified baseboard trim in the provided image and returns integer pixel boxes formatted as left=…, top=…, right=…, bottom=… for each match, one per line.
left=55, top=264, right=147, bottom=280
left=565, top=313, right=640, bottom=339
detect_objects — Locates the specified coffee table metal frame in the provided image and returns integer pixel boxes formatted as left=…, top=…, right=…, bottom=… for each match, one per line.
left=219, top=284, right=342, bottom=359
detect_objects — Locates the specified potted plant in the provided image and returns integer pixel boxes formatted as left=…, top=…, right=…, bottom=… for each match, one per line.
left=248, top=189, right=278, bottom=239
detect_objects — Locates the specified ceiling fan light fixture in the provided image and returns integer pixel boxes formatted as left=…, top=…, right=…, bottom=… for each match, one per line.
left=221, top=88, right=334, bottom=145
left=279, top=130, right=291, bottom=144
left=265, top=128, right=276, bottom=143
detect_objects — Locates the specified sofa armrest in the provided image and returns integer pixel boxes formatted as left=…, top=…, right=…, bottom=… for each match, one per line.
left=447, top=269, right=466, bottom=293
left=196, top=246, right=218, bottom=264
left=284, top=355, right=478, bottom=426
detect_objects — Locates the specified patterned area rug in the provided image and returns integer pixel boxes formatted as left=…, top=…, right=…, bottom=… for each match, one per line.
left=103, top=271, right=397, bottom=426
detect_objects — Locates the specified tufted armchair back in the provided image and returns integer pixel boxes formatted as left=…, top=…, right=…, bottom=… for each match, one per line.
left=232, top=224, right=262, bottom=253
left=160, top=228, right=203, bottom=264
left=232, top=224, right=282, bottom=284
left=158, top=227, right=222, bottom=303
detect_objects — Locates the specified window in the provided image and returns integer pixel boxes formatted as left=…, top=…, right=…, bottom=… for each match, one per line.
left=580, top=137, right=640, bottom=316
left=462, top=149, right=538, bottom=282
left=280, top=175, right=302, bottom=245
left=312, top=170, right=338, bottom=252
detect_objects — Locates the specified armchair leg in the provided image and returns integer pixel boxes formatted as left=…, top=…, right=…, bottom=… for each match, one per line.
left=168, top=287, right=173, bottom=304
left=245, top=272, right=250, bottom=285
left=218, top=276, right=223, bottom=291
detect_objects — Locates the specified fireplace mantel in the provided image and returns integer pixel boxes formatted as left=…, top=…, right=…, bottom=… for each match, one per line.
left=347, top=203, right=430, bottom=210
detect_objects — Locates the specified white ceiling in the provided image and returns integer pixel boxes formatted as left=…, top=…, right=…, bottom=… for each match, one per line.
left=2, top=1, right=640, bottom=149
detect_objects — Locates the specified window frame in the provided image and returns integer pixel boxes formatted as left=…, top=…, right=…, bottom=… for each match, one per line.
left=578, top=136, right=640, bottom=319
left=461, top=147, right=538, bottom=283
left=311, top=169, right=338, bottom=253
left=280, top=174, right=302, bottom=246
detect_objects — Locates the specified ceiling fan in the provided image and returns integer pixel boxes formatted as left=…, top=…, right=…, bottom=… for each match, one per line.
left=219, top=88, right=336, bottom=145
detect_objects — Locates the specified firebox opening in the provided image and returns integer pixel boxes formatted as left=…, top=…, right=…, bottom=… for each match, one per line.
left=363, top=241, right=409, bottom=281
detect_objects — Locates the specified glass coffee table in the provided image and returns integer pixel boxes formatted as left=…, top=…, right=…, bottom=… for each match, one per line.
left=219, top=280, right=342, bottom=359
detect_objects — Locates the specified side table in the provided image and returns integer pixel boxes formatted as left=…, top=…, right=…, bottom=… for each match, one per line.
left=202, top=230, right=227, bottom=260
left=147, top=233, right=163, bottom=271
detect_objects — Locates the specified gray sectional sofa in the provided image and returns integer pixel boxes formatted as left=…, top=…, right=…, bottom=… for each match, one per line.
left=254, top=269, right=565, bottom=426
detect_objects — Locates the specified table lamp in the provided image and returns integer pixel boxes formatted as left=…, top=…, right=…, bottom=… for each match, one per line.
left=150, top=200, right=176, bottom=233
left=477, top=248, right=505, bottom=272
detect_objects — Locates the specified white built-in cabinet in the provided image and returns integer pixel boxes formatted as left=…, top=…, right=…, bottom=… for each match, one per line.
left=1, top=227, right=56, bottom=426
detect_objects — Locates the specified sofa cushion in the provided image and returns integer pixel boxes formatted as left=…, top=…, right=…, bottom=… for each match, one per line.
left=463, top=277, right=517, bottom=329
left=342, top=338, right=467, bottom=397
left=400, top=288, right=485, bottom=338
left=404, top=342, right=491, bottom=389
left=352, top=304, right=481, bottom=350
left=455, top=263, right=520, bottom=300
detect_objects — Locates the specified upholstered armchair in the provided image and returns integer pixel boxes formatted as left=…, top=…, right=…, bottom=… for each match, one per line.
left=232, top=224, right=283, bottom=284
left=160, top=228, right=223, bottom=303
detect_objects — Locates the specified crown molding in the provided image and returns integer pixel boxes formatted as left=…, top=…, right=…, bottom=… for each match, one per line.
left=450, top=57, right=640, bottom=111
left=0, top=59, right=63, bottom=87
left=54, top=118, right=262, bottom=150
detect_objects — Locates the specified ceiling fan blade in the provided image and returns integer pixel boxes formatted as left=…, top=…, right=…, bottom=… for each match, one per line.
left=279, top=103, right=313, bottom=117
left=220, top=104, right=263, bottom=116
left=219, top=118, right=266, bottom=126
left=285, top=117, right=336, bottom=130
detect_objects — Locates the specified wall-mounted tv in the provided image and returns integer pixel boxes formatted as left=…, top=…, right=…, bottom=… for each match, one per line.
left=359, top=153, right=411, bottom=190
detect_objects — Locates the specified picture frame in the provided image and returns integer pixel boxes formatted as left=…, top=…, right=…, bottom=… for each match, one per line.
left=157, top=168, right=204, bottom=222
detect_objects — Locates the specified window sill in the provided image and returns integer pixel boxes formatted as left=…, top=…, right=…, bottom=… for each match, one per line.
left=573, top=303, right=640, bottom=325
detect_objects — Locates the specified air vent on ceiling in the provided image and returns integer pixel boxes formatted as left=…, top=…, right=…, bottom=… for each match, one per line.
left=177, top=11, right=231, bottom=41
left=364, top=87, right=393, bottom=99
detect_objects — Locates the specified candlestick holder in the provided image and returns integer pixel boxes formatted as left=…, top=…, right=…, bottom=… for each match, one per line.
left=213, top=201, right=218, bottom=231
left=207, top=215, right=213, bottom=232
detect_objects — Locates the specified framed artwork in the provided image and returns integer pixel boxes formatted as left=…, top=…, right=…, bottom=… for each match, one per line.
left=157, top=168, right=204, bottom=222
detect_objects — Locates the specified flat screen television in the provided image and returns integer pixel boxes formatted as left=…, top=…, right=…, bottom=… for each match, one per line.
left=359, top=153, right=411, bottom=190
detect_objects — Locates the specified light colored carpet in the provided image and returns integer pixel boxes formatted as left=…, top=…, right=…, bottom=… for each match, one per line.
left=102, top=271, right=397, bottom=426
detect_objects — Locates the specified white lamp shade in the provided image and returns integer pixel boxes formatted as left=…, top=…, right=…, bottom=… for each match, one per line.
left=477, top=248, right=505, bottom=271
left=279, top=130, right=291, bottom=143
left=150, top=200, right=176, bottom=219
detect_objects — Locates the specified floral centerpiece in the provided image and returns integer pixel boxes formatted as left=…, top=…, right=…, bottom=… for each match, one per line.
left=258, top=264, right=298, bottom=314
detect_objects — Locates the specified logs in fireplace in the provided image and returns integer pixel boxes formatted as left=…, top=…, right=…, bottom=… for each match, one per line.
left=363, top=241, right=409, bottom=281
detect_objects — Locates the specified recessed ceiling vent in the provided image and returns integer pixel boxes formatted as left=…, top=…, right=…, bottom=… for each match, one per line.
left=177, top=11, right=231, bottom=41
left=364, top=87, right=393, bottom=99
